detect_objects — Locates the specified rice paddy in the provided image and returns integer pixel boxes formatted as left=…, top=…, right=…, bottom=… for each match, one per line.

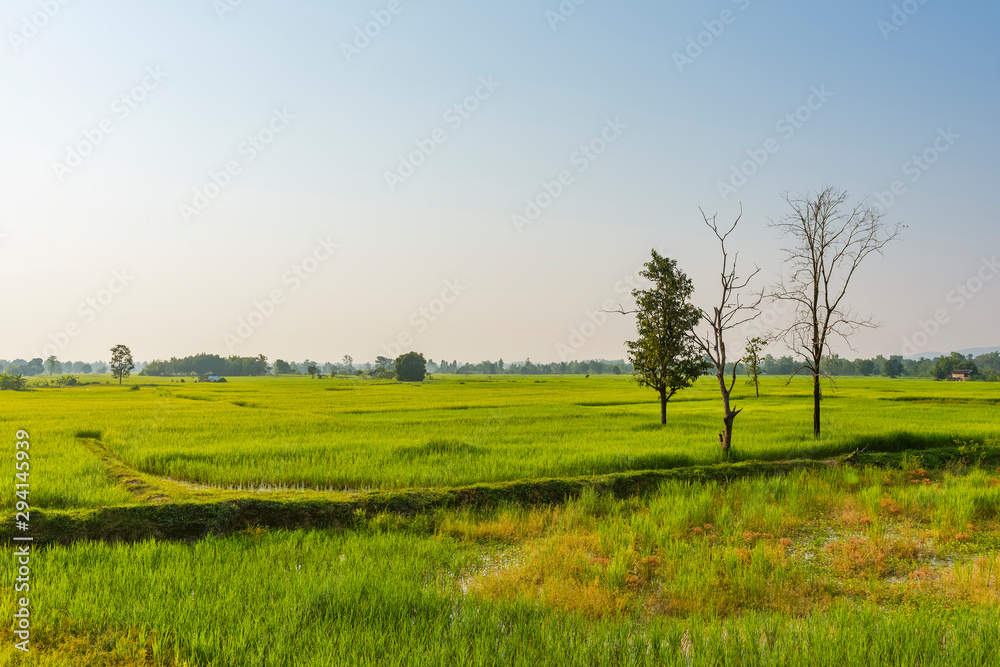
left=1, top=374, right=999, bottom=665
left=1, top=375, right=998, bottom=506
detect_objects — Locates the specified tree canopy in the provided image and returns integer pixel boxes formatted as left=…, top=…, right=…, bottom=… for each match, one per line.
left=109, top=344, right=135, bottom=385
left=395, top=352, right=427, bottom=382
left=141, top=353, right=270, bottom=377
left=626, top=250, right=706, bottom=425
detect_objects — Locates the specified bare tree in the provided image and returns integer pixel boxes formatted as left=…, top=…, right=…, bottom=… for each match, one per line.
left=692, top=207, right=761, bottom=455
left=769, top=187, right=902, bottom=438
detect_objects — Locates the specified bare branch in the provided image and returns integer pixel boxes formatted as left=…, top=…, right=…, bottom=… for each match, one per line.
left=694, top=205, right=760, bottom=454
left=766, top=186, right=902, bottom=437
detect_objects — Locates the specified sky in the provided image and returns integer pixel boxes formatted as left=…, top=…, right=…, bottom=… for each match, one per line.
left=2, top=0, right=998, bottom=365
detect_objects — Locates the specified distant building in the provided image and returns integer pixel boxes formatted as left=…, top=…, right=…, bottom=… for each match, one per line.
left=199, top=372, right=225, bottom=383
left=948, top=369, right=973, bottom=381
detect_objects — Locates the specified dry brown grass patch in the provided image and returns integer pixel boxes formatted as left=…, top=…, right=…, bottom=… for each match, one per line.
left=837, top=497, right=870, bottom=526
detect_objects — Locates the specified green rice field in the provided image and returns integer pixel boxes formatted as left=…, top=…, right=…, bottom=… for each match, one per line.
left=2, top=375, right=999, bottom=665
left=1, top=375, right=998, bottom=507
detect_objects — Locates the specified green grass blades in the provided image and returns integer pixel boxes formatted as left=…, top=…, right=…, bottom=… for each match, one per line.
left=1, top=375, right=997, bottom=507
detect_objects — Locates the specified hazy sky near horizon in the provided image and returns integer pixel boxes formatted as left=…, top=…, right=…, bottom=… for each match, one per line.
left=2, top=0, right=998, bottom=365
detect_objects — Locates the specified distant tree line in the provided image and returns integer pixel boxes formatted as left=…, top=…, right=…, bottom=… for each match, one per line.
left=2, top=350, right=997, bottom=382
left=717, top=351, right=1000, bottom=381
left=428, top=359, right=632, bottom=375
left=140, top=353, right=270, bottom=377
left=1, top=358, right=105, bottom=376
left=278, top=357, right=633, bottom=378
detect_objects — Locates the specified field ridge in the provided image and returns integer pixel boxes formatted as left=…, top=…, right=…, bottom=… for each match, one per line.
left=8, top=443, right=999, bottom=546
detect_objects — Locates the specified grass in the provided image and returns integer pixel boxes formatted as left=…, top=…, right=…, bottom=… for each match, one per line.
left=2, top=463, right=1000, bottom=665
left=1, top=375, right=997, bottom=508
left=1, top=374, right=999, bottom=665
left=457, top=464, right=1000, bottom=620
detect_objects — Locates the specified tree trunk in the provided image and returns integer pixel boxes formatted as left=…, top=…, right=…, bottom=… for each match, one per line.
left=813, top=371, right=821, bottom=438
left=754, top=378, right=759, bottom=398
left=717, top=373, right=735, bottom=456
left=660, top=389, right=667, bottom=425
left=721, top=412, right=735, bottom=454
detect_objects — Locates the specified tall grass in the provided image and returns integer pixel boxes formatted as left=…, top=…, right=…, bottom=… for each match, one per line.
left=1, top=376, right=997, bottom=508
left=1, top=522, right=998, bottom=666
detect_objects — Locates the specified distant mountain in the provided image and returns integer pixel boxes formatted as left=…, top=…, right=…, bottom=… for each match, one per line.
left=904, top=346, right=1000, bottom=361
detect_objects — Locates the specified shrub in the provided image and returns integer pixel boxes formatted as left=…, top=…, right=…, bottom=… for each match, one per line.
left=0, top=372, right=27, bottom=391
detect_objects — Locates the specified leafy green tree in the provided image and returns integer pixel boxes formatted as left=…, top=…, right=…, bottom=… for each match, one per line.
left=974, top=351, right=1000, bottom=374
left=883, top=356, right=904, bottom=378
left=274, top=359, right=293, bottom=375
left=371, top=356, right=396, bottom=379
left=306, top=365, right=318, bottom=378
left=252, top=354, right=270, bottom=376
left=931, top=352, right=978, bottom=380
left=742, top=337, right=766, bottom=397
left=857, top=359, right=875, bottom=376
left=625, top=250, right=706, bottom=425
left=342, top=355, right=354, bottom=373
left=872, top=355, right=887, bottom=376
left=44, top=355, right=62, bottom=375
left=395, top=352, right=427, bottom=382
left=109, top=345, right=134, bottom=385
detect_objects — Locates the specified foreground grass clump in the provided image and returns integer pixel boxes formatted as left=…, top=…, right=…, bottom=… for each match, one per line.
left=451, top=464, right=1000, bottom=619
left=0, top=460, right=998, bottom=664
left=2, top=508, right=1000, bottom=666
left=1, top=374, right=998, bottom=664
left=1, top=375, right=998, bottom=506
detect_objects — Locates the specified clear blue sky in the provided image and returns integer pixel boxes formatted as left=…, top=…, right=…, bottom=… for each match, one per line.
left=2, top=0, right=998, bottom=364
